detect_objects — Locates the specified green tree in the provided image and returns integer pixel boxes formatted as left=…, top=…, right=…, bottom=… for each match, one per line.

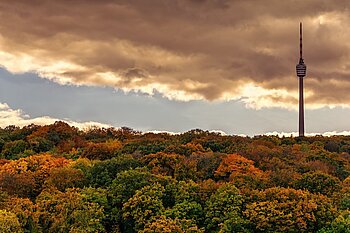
left=86, top=155, right=141, bottom=187
left=0, top=137, right=5, bottom=152
left=109, top=168, right=158, bottom=230
left=295, top=171, right=341, bottom=196
left=318, top=211, right=350, bottom=233
left=80, top=187, right=113, bottom=231
left=36, top=188, right=105, bottom=232
left=173, top=180, right=201, bottom=204
left=218, top=213, right=252, bottom=233
left=1, top=140, right=28, bottom=159
left=109, top=168, right=156, bottom=206
left=340, top=176, right=350, bottom=210
left=204, top=183, right=246, bottom=232
left=164, top=200, right=204, bottom=226
left=28, top=136, right=54, bottom=153
left=122, top=183, right=165, bottom=232
left=0, top=210, right=23, bottom=233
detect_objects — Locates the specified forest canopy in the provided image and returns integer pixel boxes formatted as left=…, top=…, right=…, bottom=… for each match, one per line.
left=0, top=121, right=350, bottom=232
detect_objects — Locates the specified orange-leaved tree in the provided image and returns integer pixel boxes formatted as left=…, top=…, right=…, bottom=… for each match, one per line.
left=244, top=187, right=337, bottom=232
left=0, top=154, right=70, bottom=198
left=81, top=139, right=122, bottom=160
left=215, top=154, right=268, bottom=188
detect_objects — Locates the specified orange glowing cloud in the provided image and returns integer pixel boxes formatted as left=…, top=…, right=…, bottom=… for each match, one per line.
left=0, top=0, right=350, bottom=109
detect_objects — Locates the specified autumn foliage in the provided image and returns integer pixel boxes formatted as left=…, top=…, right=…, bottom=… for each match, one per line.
left=0, top=122, right=350, bottom=232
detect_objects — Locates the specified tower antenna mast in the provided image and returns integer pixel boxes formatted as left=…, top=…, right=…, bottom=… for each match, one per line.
left=300, top=22, right=302, bottom=60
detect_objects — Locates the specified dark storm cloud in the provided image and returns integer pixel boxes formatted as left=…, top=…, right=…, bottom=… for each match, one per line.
left=0, top=0, right=349, bottom=108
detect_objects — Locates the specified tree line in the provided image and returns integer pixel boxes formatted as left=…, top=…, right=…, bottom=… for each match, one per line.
left=0, top=121, right=349, bottom=232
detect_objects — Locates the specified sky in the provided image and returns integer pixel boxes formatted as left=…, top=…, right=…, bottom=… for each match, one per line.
left=0, top=0, right=350, bottom=136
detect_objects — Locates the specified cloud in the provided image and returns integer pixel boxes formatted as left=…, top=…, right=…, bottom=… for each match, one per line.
left=146, top=129, right=228, bottom=136
left=0, top=0, right=350, bottom=109
left=266, top=131, right=350, bottom=137
left=0, top=102, right=111, bottom=129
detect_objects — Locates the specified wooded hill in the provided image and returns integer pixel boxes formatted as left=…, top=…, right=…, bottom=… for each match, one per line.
left=0, top=121, right=350, bottom=232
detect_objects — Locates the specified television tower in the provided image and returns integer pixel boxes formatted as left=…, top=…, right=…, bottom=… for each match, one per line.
left=296, top=22, right=307, bottom=137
